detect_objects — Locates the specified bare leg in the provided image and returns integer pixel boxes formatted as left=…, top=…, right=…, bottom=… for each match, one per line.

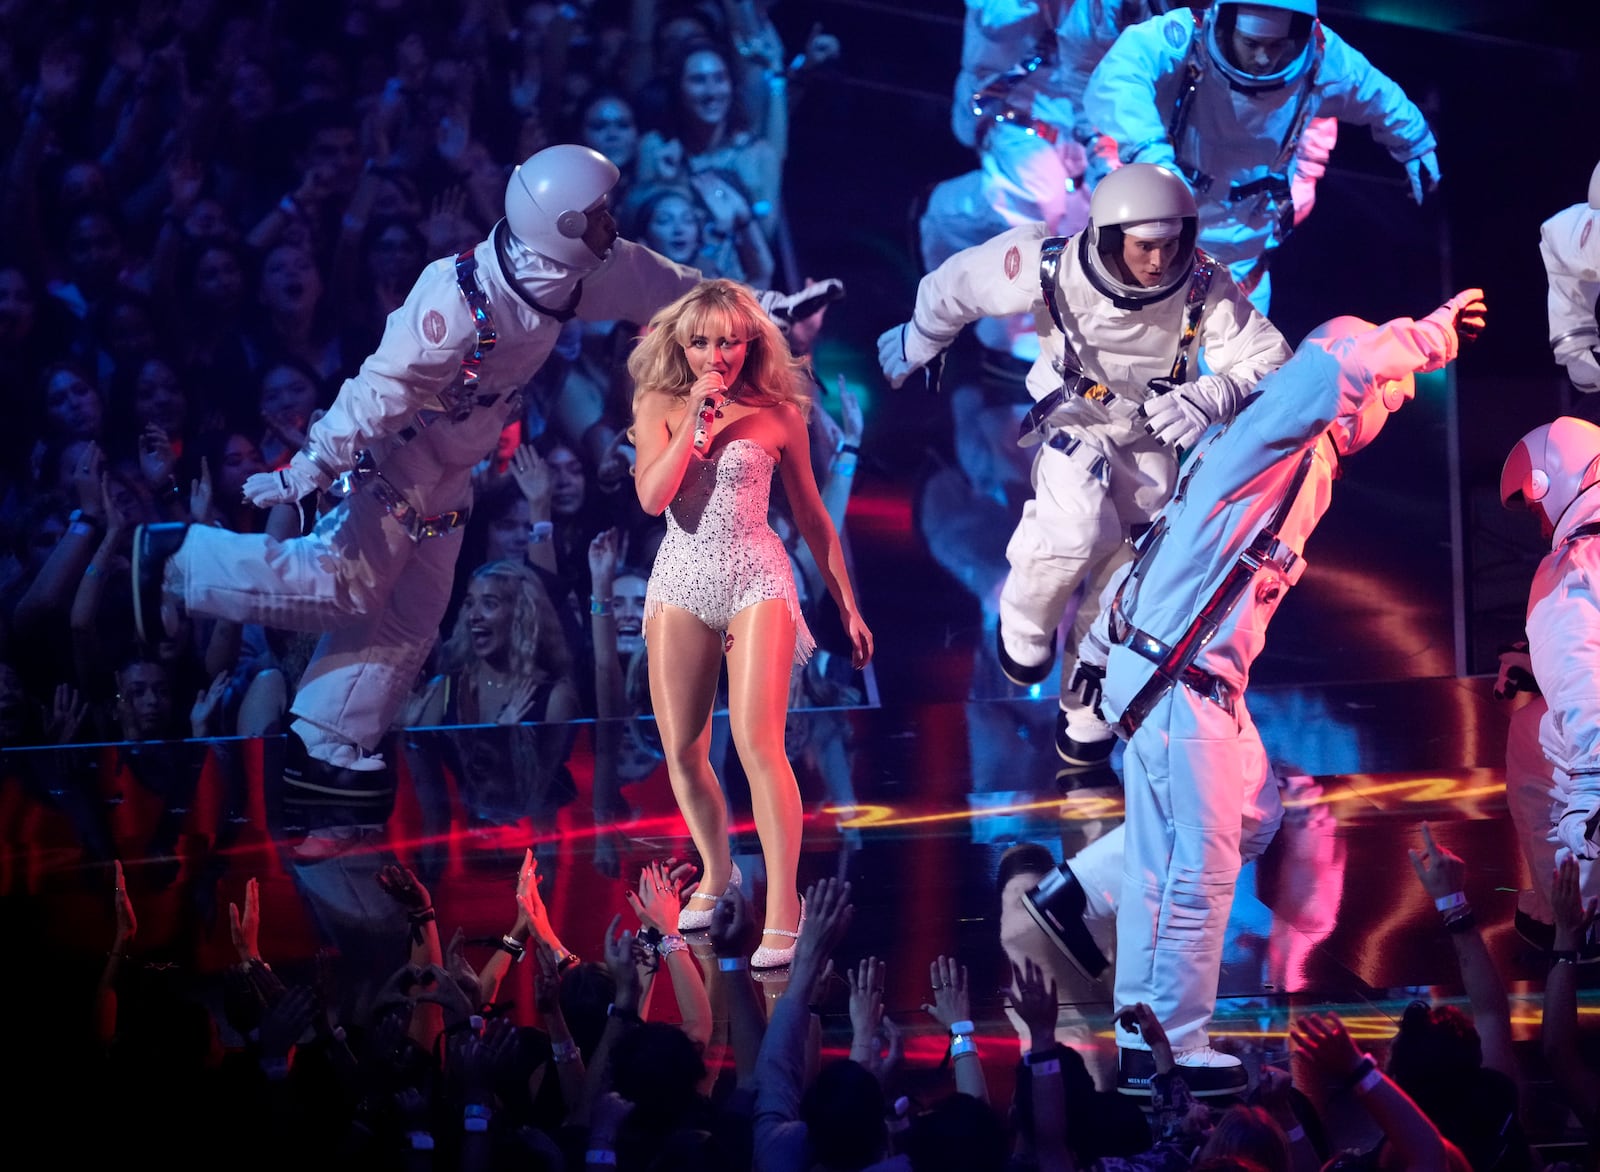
left=646, top=605, right=731, bottom=894
left=726, top=598, right=803, bottom=950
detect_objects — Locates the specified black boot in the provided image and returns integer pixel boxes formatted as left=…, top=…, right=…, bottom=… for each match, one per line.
left=1021, top=864, right=1109, bottom=981
left=281, top=731, right=395, bottom=858
left=132, top=523, right=189, bottom=646
left=996, top=618, right=1056, bottom=687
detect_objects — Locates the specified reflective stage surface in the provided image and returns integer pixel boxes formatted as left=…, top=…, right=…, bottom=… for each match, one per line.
left=4, top=675, right=1591, bottom=1149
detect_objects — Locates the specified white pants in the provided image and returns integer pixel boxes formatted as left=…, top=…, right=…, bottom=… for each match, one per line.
left=999, top=438, right=1169, bottom=705
left=176, top=490, right=462, bottom=753
left=1106, top=687, right=1283, bottom=1052
left=1504, top=695, right=1599, bottom=922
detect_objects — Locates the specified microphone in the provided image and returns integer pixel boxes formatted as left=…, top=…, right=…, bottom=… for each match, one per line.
left=693, top=379, right=724, bottom=450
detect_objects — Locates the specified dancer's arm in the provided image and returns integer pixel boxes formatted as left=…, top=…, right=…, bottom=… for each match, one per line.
left=776, top=403, right=872, bottom=668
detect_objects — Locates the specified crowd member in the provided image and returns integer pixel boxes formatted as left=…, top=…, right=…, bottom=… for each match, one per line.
left=1023, top=291, right=1484, bottom=1095
left=1537, top=160, right=1600, bottom=393
left=630, top=279, right=872, bottom=966
left=881, top=163, right=1289, bottom=769
left=405, top=560, right=580, bottom=872
left=1085, top=0, right=1439, bottom=312
left=637, top=40, right=784, bottom=245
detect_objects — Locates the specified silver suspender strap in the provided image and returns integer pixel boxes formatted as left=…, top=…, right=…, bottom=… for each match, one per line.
left=394, top=245, right=507, bottom=444
left=1022, top=237, right=1115, bottom=447
left=1113, top=441, right=1319, bottom=736
left=1168, top=252, right=1215, bottom=385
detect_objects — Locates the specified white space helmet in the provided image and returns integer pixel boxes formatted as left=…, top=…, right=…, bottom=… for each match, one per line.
left=1207, top=0, right=1318, bottom=92
left=1588, top=159, right=1600, bottom=210
left=504, top=144, right=620, bottom=267
left=1082, top=163, right=1198, bottom=308
left=1302, top=316, right=1414, bottom=456
left=1500, top=417, right=1600, bottom=544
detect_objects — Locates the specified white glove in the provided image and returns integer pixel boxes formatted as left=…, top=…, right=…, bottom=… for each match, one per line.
left=758, top=279, right=845, bottom=333
left=1404, top=149, right=1439, bottom=205
left=242, top=451, right=327, bottom=508
left=1565, top=351, right=1600, bottom=393
left=1140, top=378, right=1214, bottom=450
left=1558, top=802, right=1600, bottom=861
left=877, top=319, right=948, bottom=389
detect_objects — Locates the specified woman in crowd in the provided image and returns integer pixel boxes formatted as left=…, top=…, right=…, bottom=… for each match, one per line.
left=629, top=279, right=871, bottom=966
left=407, top=560, right=581, bottom=870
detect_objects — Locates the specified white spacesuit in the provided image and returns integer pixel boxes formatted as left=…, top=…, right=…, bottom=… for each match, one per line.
left=881, top=163, right=1289, bottom=765
left=1024, top=291, right=1483, bottom=1095
left=1084, top=0, right=1438, bottom=313
left=1538, top=162, right=1600, bottom=393
left=1500, top=418, right=1600, bottom=869
left=130, top=145, right=710, bottom=801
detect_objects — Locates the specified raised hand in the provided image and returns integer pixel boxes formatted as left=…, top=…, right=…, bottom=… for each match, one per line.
left=922, top=955, right=971, bottom=1030
left=377, top=863, right=433, bottom=914
left=1010, top=957, right=1059, bottom=1049
left=1407, top=821, right=1466, bottom=903
left=625, top=859, right=683, bottom=937
left=838, top=375, right=863, bottom=447
left=71, top=442, right=106, bottom=516
left=848, top=956, right=885, bottom=1046
left=229, top=876, right=262, bottom=963
left=708, top=884, right=760, bottom=959
left=1552, top=856, right=1597, bottom=951
left=1118, top=1002, right=1175, bottom=1074
left=259, top=983, right=317, bottom=1061
left=189, top=456, right=214, bottom=526
left=791, top=877, right=853, bottom=983
left=602, top=913, right=643, bottom=1011
left=112, top=859, right=137, bottom=948
left=445, top=928, right=485, bottom=1009
left=46, top=683, right=87, bottom=745
left=1289, top=1010, right=1365, bottom=1080
left=190, top=671, right=229, bottom=737
left=509, top=442, right=550, bottom=508
left=588, top=527, right=620, bottom=594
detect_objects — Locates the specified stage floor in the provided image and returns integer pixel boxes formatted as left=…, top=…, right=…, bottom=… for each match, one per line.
left=3, top=674, right=1592, bottom=1154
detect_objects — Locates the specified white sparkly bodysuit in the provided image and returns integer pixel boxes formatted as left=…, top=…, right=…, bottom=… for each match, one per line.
left=645, top=437, right=815, bottom=663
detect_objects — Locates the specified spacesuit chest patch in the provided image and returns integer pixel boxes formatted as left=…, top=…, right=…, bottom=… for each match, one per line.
left=1164, top=17, right=1186, bottom=48
left=423, top=310, right=448, bottom=346
left=1004, top=246, right=1021, bottom=281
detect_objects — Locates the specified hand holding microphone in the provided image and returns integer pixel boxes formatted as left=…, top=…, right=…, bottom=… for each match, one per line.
left=691, top=371, right=726, bottom=451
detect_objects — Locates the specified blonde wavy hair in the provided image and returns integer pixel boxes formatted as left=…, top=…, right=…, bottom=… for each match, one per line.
left=627, top=279, right=812, bottom=424
left=441, top=560, right=571, bottom=683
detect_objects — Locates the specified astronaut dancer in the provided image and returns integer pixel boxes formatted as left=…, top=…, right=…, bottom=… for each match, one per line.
left=1085, top=0, right=1439, bottom=313
left=1499, top=419, right=1600, bottom=877
left=131, top=144, right=834, bottom=815
left=881, top=162, right=1289, bottom=767
left=1538, top=162, right=1600, bottom=394
left=1021, top=289, right=1485, bottom=1095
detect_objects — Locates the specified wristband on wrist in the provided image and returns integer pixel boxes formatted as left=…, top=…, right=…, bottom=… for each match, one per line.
left=607, top=1002, right=641, bottom=1025
left=655, top=934, right=687, bottom=957
left=260, top=1056, right=290, bottom=1080
left=1028, top=1057, right=1061, bottom=1075
left=556, top=950, right=581, bottom=972
left=408, top=906, right=436, bottom=925
left=529, top=519, right=553, bottom=545
left=586, top=1151, right=618, bottom=1166
left=1551, top=948, right=1580, bottom=965
left=718, top=956, right=749, bottom=971
left=497, top=933, right=526, bottom=961
left=1284, top=1125, right=1306, bottom=1143
left=1353, top=1065, right=1384, bottom=1096
left=408, top=1131, right=435, bottom=1151
left=551, top=1039, right=581, bottom=1063
left=1443, top=908, right=1477, bottom=933
left=279, top=194, right=302, bottom=217
left=1433, top=890, right=1468, bottom=913
left=949, top=1019, right=975, bottom=1038
left=590, top=595, right=613, bottom=616
left=463, top=1103, right=492, bottom=1132
left=838, top=442, right=861, bottom=455
left=1336, top=1054, right=1377, bottom=1094
left=950, top=1035, right=978, bottom=1058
